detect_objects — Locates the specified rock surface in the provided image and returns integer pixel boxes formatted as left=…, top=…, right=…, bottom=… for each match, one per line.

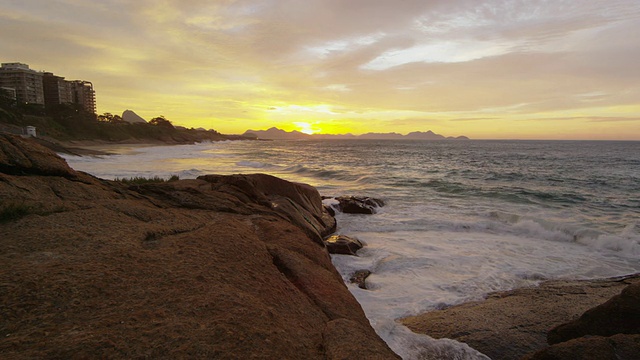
left=547, top=282, right=640, bottom=344
left=324, top=234, right=364, bottom=255
left=525, top=282, right=640, bottom=359
left=0, top=134, right=399, bottom=359
left=350, top=270, right=372, bottom=289
left=526, top=333, right=640, bottom=360
left=334, top=196, right=385, bottom=214
left=402, top=275, right=640, bottom=360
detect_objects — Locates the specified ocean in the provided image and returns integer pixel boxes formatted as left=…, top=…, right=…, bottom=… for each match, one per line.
left=61, top=139, right=640, bottom=359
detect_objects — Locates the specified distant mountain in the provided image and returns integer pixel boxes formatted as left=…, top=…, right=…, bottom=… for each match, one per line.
left=405, top=130, right=445, bottom=140
left=244, top=127, right=311, bottom=140
left=359, top=132, right=404, bottom=140
left=243, top=127, right=469, bottom=140
left=122, top=110, right=147, bottom=124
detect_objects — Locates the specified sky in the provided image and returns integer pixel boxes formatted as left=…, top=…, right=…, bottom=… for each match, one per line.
left=1, top=0, right=639, bottom=140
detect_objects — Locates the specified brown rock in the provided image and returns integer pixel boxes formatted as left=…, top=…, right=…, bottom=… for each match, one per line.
left=401, top=275, right=640, bottom=360
left=547, top=282, right=640, bottom=345
left=350, top=270, right=372, bottom=289
left=325, top=234, right=364, bottom=255
left=0, top=133, right=77, bottom=177
left=323, top=318, right=400, bottom=360
left=198, top=174, right=337, bottom=241
left=335, top=196, right=385, bottom=214
left=0, top=136, right=398, bottom=359
left=526, top=333, right=640, bottom=360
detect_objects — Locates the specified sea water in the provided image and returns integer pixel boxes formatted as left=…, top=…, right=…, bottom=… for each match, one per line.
left=61, top=140, right=640, bottom=359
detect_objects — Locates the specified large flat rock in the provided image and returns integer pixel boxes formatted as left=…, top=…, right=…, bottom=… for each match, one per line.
left=401, top=275, right=640, bottom=360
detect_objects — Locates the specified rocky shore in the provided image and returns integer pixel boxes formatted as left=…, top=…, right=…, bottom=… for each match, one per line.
left=2, top=133, right=638, bottom=359
left=0, top=134, right=398, bottom=359
left=402, top=274, right=640, bottom=359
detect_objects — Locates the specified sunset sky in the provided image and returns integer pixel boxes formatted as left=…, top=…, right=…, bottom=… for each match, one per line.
left=1, top=0, right=639, bottom=139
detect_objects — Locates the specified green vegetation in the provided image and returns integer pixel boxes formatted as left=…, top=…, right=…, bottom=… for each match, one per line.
left=114, top=175, right=180, bottom=184
left=0, top=202, right=33, bottom=223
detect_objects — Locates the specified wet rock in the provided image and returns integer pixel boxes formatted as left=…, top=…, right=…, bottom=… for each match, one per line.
left=324, top=235, right=363, bottom=255
left=334, top=196, right=385, bottom=214
left=350, top=270, right=372, bottom=289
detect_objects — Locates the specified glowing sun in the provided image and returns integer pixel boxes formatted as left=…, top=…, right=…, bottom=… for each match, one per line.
left=294, top=122, right=317, bottom=135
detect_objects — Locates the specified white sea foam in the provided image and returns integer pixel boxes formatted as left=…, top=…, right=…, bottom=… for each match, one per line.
left=330, top=201, right=640, bottom=359
left=236, top=160, right=273, bottom=168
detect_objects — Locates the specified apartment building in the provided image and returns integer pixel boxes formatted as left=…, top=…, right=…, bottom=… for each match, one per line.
left=43, top=72, right=73, bottom=107
left=0, top=62, right=96, bottom=114
left=0, top=63, right=44, bottom=105
left=70, top=80, right=96, bottom=114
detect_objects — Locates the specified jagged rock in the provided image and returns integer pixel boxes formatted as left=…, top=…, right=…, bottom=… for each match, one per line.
left=547, top=282, right=640, bottom=345
left=198, top=174, right=337, bottom=241
left=334, top=196, right=385, bottom=214
left=350, top=270, right=372, bottom=289
left=0, top=137, right=398, bottom=359
left=325, top=235, right=364, bottom=255
left=526, top=334, right=640, bottom=360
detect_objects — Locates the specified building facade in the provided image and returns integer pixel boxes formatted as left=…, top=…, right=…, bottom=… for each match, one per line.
left=70, top=81, right=96, bottom=114
left=0, top=63, right=45, bottom=105
left=0, top=62, right=96, bottom=114
left=43, top=72, right=73, bottom=108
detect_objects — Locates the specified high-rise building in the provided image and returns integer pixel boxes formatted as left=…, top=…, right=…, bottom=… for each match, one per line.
left=43, top=72, right=73, bottom=108
left=1, top=62, right=97, bottom=114
left=70, top=81, right=96, bottom=114
left=0, top=63, right=44, bottom=105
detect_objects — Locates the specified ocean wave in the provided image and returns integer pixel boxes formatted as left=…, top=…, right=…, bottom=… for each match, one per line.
left=236, top=160, right=277, bottom=169
left=488, top=211, right=640, bottom=256
left=281, top=164, right=372, bottom=183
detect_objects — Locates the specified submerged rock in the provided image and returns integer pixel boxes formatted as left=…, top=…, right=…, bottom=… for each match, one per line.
left=324, top=235, right=364, bottom=256
left=350, top=270, right=372, bottom=289
left=334, top=196, right=385, bottom=214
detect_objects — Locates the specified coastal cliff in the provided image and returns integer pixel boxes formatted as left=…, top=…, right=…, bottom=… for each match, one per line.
left=0, top=134, right=399, bottom=359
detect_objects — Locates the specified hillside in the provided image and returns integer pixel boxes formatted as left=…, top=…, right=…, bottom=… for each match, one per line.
left=0, top=104, right=250, bottom=145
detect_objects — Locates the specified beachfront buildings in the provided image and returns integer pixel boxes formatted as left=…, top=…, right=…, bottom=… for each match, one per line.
left=70, top=80, right=96, bottom=114
left=0, top=63, right=44, bottom=105
left=42, top=72, right=73, bottom=107
left=0, top=62, right=96, bottom=114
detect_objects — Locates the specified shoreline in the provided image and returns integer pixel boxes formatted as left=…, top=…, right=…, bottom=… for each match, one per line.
left=5, top=134, right=638, bottom=359
left=34, top=136, right=222, bottom=157
left=0, top=134, right=400, bottom=359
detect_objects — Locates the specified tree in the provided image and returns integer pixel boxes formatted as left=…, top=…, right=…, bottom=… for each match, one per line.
left=149, top=116, right=174, bottom=129
left=97, top=112, right=124, bottom=123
